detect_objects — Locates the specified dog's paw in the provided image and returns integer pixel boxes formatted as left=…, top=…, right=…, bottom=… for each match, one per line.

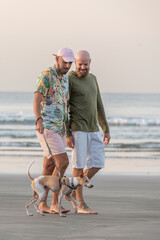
left=74, top=209, right=78, bottom=214
left=74, top=206, right=79, bottom=214
left=27, top=213, right=33, bottom=216
left=60, top=213, right=66, bottom=217
left=37, top=210, right=45, bottom=216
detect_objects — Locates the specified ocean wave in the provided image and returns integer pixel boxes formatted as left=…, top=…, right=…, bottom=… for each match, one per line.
left=1, top=139, right=159, bottom=150
left=0, top=112, right=34, bottom=124
left=0, top=130, right=36, bottom=139
left=106, top=142, right=160, bottom=150
left=0, top=141, right=39, bottom=147
left=108, top=117, right=160, bottom=126
left=0, top=113, right=160, bottom=127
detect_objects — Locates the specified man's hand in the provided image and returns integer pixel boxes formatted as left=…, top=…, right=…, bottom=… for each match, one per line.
left=66, top=136, right=74, bottom=149
left=103, top=133, right=111, bottom=145
left=36, top=118, right=44, bottom=134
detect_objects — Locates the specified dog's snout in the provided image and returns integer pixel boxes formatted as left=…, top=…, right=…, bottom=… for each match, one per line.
left=84, top=182, right=94, bottom=188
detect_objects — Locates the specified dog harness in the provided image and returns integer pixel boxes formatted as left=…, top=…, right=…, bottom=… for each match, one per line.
left=59, top=176, right=77, bottom=190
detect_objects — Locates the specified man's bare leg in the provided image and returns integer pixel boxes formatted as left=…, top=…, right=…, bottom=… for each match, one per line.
left=39, top=156, right=56, bottom=213
left=73, top=167, right=101, bottom=214
left=84, top=167, right=101, bottom=179
left=50, top=152, right=70, bottom=213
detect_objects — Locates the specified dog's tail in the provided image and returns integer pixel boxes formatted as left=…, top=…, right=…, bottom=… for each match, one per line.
left=27, top=161, right=35, bottom=181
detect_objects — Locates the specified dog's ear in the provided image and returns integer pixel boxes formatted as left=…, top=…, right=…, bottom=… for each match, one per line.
left=79, top=172, right=84, bottom=178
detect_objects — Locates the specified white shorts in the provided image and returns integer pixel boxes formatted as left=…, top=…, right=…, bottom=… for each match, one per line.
left=71, top=131, right=105, bottom=169
left=36, top=129, right=66, bottom=158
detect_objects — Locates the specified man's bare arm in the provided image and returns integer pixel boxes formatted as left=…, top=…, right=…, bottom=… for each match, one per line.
left=33, top=92, right=44, bottom=133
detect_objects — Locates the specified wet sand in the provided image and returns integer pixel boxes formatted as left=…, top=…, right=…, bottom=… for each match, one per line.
left=1, top=155, right=160, bottom=175
left=0, top=172, right=160, bottom=240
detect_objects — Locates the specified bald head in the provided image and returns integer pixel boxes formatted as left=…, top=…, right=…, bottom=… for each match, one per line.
left=75, top=50, right=91, bottom=61
left=75, top=50, right=91, bottom=78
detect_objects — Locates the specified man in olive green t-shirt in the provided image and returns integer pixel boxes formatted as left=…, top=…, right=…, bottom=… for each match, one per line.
left=66, top=50, right=111, bottom=214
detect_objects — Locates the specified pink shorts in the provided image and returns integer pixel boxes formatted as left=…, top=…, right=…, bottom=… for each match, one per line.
left=36, top=129, right=66, bottom=157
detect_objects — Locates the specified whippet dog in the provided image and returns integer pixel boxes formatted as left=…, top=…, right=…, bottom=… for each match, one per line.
left=25, top=161, right=93, bottom=217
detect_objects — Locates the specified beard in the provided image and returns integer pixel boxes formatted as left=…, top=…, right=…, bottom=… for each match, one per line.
left=76, top=68, right=89, bottom=78
left=57, top=63, right=69, bottom=75
left=60, top=68, right=69, bottom=74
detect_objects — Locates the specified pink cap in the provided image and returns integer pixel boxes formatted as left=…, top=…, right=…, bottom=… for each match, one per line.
left=53, top=48, right=75, bottom=62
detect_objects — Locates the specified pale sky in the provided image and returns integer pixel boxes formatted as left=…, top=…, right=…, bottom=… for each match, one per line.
left=0, top=0, right=160, bottom=93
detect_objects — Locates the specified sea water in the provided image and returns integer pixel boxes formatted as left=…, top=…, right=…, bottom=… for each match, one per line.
left=0, top=92, right=160, bottom=161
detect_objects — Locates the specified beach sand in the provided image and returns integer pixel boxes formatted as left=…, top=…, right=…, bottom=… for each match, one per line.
left=0, top=156, right=160, bottom=240
left=1, top=155, right=160, bottom=175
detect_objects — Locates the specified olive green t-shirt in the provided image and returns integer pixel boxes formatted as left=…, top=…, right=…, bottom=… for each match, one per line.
left=66, top=71, right=109, bottom=137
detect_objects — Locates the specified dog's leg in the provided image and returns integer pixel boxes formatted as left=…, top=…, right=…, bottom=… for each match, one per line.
left=58, top=194, right=66, bottom=217
left=25, top=191, right=38, bottom=216
left=35, top=194, right=46, bottom=216
left=58, top=188, right=71, bottom=217
left=34, top=198, right=45, bottom=216
left=66, top=194, right=79, bottom=214
left=33, top=181, right=47, bottom=216
left=34, top=191, right=46, bottom=216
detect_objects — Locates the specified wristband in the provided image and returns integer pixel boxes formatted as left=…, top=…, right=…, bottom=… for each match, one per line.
left=35, top=116, right=43, bottom=125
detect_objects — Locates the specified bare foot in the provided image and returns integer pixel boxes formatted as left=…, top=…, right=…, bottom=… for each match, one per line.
left=78, top=203, right=98, bottom=214
left=39, top=202, right=56, bottom=214
left=50, top=205, right=70, bottom=214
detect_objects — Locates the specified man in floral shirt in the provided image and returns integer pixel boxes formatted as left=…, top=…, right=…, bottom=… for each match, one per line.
left=33, top=48, right=74, bottom=214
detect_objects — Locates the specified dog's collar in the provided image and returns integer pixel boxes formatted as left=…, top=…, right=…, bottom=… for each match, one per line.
left=70, top=177, right=77, bottom=189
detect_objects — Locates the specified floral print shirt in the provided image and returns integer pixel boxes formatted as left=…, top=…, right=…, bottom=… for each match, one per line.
left=35, top=65, right=69, bottom=135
